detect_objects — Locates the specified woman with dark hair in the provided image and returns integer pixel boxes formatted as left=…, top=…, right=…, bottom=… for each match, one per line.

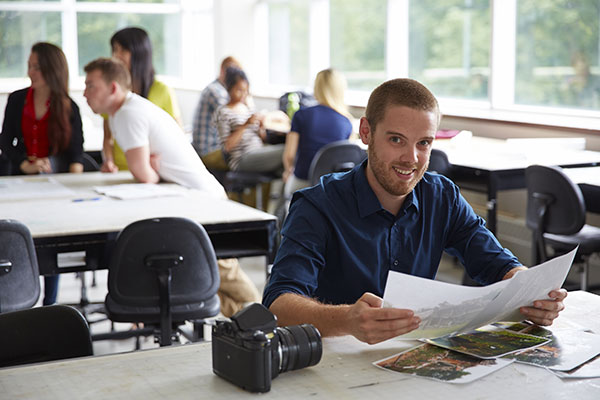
left=0, top=42, right=84, bottom=305
left=101, top=26, right=182, bottom=172
left=215, top=67, right=284, bottom=173
left=0, top=42, right=84, bottom=175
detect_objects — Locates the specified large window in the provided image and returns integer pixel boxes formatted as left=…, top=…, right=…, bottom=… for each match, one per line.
left=515, top=0, right=600, bottom=110
left=409, top=0, right=490, bottom=100
left=330, top=0, right=386, bottom=91
left=0, top=11, right=62, bottom=78
left=263, top=0, right=600, bottom=123
left=0, top=0, right=211, bottom=88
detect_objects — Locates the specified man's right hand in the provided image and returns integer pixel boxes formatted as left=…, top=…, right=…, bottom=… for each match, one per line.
left=269, top=292, right=420, bottom=346
left=346, top=293, right=420, bottom=344
left=100, top=160, right=118, bottom=173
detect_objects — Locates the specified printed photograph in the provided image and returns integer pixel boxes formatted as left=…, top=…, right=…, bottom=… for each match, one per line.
left=425, top=327, right=550, bottom=359
left=374, top=343, right=514, bottom=384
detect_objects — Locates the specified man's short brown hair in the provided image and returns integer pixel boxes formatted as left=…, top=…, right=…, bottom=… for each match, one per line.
left=365, top=78, right=440, bottom=131
left=84, top=57, right=132, bottom=90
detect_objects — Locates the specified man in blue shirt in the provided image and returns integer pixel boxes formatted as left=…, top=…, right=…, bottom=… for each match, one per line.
left=263, top=78, right=567, bottom=344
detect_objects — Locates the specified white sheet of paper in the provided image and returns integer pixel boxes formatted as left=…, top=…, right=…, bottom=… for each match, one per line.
left=0, top=176, right=75, bottom=200
left=93, top=183, right=184, bottom=200
left=383, top=248, right=577, bottom=339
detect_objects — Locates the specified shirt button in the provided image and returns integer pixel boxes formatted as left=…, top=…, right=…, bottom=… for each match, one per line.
left=33, top=125, right=37, bottom=130
left=393, top=260, right=399, bottom=266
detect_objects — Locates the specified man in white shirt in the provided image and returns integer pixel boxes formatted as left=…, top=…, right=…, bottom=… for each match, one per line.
left=83, top=57, right=260, bottom=316
left=83, top=57, right=225, bottom=197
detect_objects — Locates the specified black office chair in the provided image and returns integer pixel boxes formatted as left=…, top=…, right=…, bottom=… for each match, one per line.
left=0, top=305, right=93, bottom=368
left=98, top=217, right=221, bottom=347
left=525, top=165, right=600, bottom=291
left=308, top=140, right=367, bottom=186
left=428, top=148, right=452, bottom=176
left=223, top=170, right=279, bottom=211
left=82, top=152, right=101, bottom=172
left=0, top=219, right=40, bottom=313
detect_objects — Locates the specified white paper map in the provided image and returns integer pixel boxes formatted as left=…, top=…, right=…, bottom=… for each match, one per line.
left=383, top=248, right=577, bottom=339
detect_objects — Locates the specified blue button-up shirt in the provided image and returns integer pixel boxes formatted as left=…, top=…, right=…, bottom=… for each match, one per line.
left=263, top=161, right=520, bottom=307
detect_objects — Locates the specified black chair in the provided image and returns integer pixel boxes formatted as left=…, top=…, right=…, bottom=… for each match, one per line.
left=223, top=170, right=279, bottom=211
left=428, top=148, right=452, bottom=176
left=525, top=165, right=600, bottom=291
left=97, top=217, right=221, bottom=347
left=0, top=219, right=40, bottom=313
left=0, top=305, right=93, bottom=368
left=308, top=140, right=367, bottom=186
left=82, top=152, right=101, bottom=172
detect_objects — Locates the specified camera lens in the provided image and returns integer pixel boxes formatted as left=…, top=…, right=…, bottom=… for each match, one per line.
left=276, top=324, right=322, bottom=373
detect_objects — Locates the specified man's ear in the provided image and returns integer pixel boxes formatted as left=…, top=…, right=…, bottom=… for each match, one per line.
left=358, top=117, right=371, bottom=145
left=109, top=81, right=119, bottom=95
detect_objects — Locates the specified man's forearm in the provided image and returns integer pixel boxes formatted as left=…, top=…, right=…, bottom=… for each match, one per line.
left=269, top=293, right=352, bottom=337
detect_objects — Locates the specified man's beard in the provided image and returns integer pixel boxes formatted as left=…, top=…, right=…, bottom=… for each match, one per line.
left=367, top=143, right=428, bottom=197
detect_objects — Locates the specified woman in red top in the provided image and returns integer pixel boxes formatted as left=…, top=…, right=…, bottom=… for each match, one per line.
left=0, top=42, right=84, bottom=305
left=0, top=42, right=84, bottom=176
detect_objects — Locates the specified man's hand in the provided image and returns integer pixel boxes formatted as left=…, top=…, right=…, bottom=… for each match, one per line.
left=520, top=289, right=567, bottom=326
left=100, top=159, right=118, bottom=173
left=269, top=292, right=420, bottom=345
left=347, top=293, right=420, bottom=344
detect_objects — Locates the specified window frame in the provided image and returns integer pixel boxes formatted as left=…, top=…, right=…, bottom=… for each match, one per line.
left=256, top=0, right=600, bottom=132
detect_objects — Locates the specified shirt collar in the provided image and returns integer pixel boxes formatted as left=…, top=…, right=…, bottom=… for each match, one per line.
left=353, top=159, right=420, bottom=218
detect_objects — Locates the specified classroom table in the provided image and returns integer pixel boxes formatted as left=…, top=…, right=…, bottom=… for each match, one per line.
left=0, top=290, right=598, bottom=399
left=561, top=166, right=600, bottom=214
left=434, top=136, right=600, bottom=234
left=0, top=172, right=278, bottom=276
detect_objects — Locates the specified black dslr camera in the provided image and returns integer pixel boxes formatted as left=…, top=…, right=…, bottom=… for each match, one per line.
left=211, top=303, right=322, bottom=393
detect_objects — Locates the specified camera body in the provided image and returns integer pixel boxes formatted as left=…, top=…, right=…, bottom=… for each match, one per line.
left=212, top=303, right=321, bottom=393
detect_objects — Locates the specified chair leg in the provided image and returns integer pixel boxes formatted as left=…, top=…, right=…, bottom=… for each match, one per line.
left=581, top=258, right=589, bottom=291
left=255, top=183, right=263, bottom=210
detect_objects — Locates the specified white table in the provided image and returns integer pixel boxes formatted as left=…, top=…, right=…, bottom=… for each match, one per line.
left=0, top=291, right=598, bottom=399
left=433, top=136, right=600, bottom=233
left=0, top=172, right=278, bottom=275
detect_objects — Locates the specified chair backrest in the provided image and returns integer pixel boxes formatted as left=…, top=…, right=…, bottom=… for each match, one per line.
left=525, top=165, right=586, bottom=236
left=0, top=305, right=93, bottom=367
left=308, top=140, right=367, bottom=186
left=0, top=219, right=40, bottom=313
left=428, top=148, right=451, bottom=176
left=81, top=153, right=101, bottom=172
left=107, top=217, right=220, bottom=312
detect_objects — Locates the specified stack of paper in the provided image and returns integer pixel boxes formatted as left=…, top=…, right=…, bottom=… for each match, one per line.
left=373, top=248, right=600, bottom=383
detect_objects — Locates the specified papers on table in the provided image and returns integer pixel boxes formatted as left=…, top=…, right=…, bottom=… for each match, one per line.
left=383, top=248, right=577, bottom=340
left=94, top=183, right=185, bottom=200
left=374, top=343, right=514, bottom=384
left=493, top=321, right=600, bottom=373
left=0, top=176, right=75, bottom=201
left=425, top=326, right=551, bottom=359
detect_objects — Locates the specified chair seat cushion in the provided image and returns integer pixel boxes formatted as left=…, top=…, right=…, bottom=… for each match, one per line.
left=545, top=224, right=600, bottom=256
left=105, top=294, right=220, bottom=324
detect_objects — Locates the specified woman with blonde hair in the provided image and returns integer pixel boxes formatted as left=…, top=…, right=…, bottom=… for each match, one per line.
left=282, top=68, right=353, bottom=195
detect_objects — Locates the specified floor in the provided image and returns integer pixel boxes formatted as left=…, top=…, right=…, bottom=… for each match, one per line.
left=43, top=252, right=599, bottom=357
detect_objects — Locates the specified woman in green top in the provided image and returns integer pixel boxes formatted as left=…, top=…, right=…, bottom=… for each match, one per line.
left=101, top=26, right=182, bottom=172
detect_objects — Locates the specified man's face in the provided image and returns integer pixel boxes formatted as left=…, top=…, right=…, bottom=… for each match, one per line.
left=360, top=105, right=437, bottom=200
left=83, top=70, right=113, bottom=114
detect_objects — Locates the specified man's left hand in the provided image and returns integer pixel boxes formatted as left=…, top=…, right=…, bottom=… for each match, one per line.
left=520, top=289, right=567, bottom=326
